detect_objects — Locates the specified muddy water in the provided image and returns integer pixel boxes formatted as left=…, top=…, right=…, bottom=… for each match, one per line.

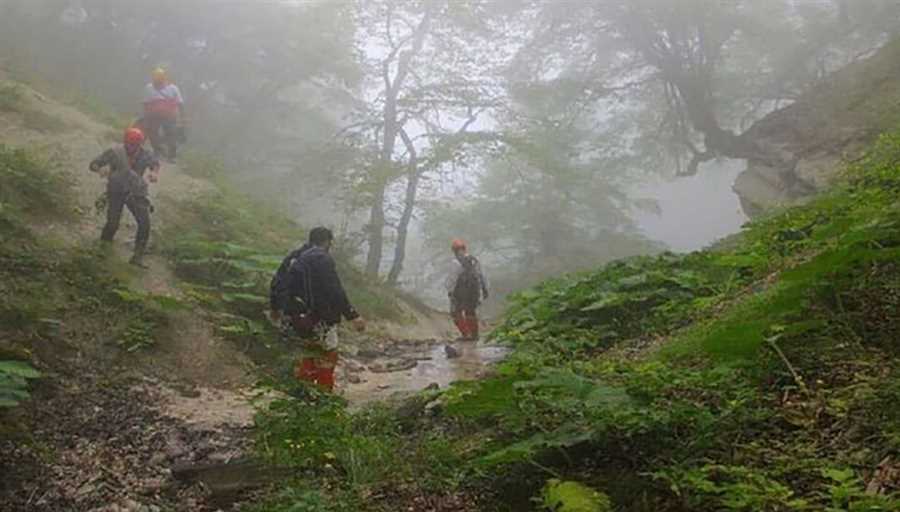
left=341, top=342, right=510, bottom=404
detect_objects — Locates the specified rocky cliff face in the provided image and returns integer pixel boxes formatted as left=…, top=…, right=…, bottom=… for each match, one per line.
left=734, top=39, right=900, bottom=216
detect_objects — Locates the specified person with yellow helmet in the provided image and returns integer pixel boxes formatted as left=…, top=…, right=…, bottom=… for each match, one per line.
left=140, top=67, right=185, bottom=163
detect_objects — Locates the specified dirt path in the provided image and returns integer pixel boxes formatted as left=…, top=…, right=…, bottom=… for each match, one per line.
left=1, top=81, right=265, bottom=511
left=1, top=80, right=509, bottom=511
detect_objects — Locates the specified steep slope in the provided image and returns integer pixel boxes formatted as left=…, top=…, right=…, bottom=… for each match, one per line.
left=0, top=79, right=451, bottom=511
left=245, top=127, right=900, bottom=511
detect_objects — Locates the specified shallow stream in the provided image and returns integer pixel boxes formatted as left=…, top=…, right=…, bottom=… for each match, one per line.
left=341, top=341, right=510, bottom=404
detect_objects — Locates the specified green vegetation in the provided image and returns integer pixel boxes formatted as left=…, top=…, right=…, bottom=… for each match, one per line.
left=0, top=81, right=70, bottom=133
left=0, top=144, right=74, bottom=233
left=0, top=146, right=176, bottom=414
left=156, top=154, right=404, bottom=361
left=0, top=82, right=24, bottom=112
left=0, top=361, right=41, bottom=408
left=541, top=480, right=612, bottom=512
left=253, top=128, right=900, bottom=510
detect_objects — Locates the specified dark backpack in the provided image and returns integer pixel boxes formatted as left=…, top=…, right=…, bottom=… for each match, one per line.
left=453, top=256, right=482, bottom=303
left=270, top=245, right=309, bottom=313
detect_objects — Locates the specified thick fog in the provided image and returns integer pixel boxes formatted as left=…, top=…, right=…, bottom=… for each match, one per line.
left=2, top=0, right=897, bottom=307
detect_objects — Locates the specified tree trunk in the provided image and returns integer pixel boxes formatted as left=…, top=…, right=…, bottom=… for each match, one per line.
left=365, top=110, right=397, bottom=277
left=364, top=8, right=431, bottom=277
left=365, top=185, right=387, bottom=276
left=387, top=129, right=420, bottom=285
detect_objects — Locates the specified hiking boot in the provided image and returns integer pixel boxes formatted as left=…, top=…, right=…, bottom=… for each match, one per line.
left=129, top=254, right=149, bottom=269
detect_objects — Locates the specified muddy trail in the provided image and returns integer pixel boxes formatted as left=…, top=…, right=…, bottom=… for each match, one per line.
left=0, top=81, right=508, bottom=511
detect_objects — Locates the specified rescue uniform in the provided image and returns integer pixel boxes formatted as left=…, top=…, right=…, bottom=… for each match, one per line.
left=90, top=146, right=159, bottom=261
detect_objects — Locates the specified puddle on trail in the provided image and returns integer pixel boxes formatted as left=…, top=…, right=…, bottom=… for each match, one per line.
left=341, top=342, right=510, bottom=404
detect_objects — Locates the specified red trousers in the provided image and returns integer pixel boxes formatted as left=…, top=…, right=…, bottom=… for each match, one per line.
left=294, top=350, right=338, bottom=391
left=452, top=309, right=479, bottom=340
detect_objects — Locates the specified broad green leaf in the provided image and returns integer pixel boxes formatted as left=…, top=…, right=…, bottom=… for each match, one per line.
left=0, top=360, right=41, bottom=379
left=541, top=479, right=612, bottom=512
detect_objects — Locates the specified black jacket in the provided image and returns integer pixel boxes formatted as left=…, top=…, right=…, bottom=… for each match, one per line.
left=275, top=245, right=358, bottom=325
left=90, top=146, right=159, bottom=197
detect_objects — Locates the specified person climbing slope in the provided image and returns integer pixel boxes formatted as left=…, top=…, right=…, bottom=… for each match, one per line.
left=89, top=127, right=160, bottom=268
left=270, top=227, right=365, bottom=391
left=445, top=239, right=489, bottom=341
left=139, top=67, right=185, bottom=163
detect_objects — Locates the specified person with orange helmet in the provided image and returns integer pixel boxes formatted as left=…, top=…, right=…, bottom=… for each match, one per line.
left=139, top=67, right=185, bottom=163
left=89, top=127, right=160, bottom=267
left=445, top=239, right=489, bottom=340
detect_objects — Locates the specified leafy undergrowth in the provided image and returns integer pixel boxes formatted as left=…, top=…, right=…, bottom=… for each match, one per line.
left=0, top=146, right=179, bottom=413
left=157, top=154, right=405, bottom=368
left=0, top=81, right=71, bottom=134
left=252, top=129, right=900, bottom=511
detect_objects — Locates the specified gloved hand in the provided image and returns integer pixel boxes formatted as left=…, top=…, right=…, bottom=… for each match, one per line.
left=269, top=309, right=282, bottom=324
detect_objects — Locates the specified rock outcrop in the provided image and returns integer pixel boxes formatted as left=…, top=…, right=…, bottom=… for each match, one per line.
left=734, top=39, right=900, bottom=216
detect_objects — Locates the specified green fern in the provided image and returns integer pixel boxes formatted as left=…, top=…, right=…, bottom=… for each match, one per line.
left=0, top=360, right=41, bottom=408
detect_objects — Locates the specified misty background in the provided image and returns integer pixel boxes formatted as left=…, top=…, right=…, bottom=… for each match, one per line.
left=2, top=0, right=897, bottom=310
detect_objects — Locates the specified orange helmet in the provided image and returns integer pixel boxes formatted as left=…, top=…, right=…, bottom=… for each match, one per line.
left=124, top=127, right=145, bottom=145
left=451, top=239, right=467, bottom=252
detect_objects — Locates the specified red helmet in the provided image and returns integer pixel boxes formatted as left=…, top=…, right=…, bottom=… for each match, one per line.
left=124, top=127, right=145, bottom=145
left=451, top=239, right=467, bottom=252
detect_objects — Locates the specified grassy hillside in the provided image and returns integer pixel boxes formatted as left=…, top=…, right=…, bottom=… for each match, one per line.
left=250, top=128, right=900, bottom=511
left=0, top=77, right=405, bottom=419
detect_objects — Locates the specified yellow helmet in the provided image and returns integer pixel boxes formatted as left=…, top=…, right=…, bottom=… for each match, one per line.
left=151, top=67, right=167, bottom=82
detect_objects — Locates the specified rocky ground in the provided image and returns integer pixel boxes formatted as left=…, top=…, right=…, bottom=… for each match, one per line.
left=0, top=371, right=254, bottom=511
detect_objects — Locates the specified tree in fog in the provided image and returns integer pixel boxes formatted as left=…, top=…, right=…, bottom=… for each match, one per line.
left=338, top=0, right=509, bottom=282
left=510, top=0, right=900, bottom=175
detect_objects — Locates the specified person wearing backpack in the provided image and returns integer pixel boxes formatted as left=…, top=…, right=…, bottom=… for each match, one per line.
left=270, top=227, right=365, bottom=391
left=89, top=127, right=160, bottom=268
left=445, top=239, right=489, bottom=341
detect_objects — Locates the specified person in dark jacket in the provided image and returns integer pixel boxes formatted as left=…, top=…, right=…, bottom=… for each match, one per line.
left=271, top=227, right=365, bottom=390
left=445, top=239, right=489, bottom=340
left=89, top=127, right=160, bottom=267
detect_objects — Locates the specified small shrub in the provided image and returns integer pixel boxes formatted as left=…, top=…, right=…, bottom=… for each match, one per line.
left=0, top=82, right=25, bottom=112
left=22, top=109, right=68, bottom=134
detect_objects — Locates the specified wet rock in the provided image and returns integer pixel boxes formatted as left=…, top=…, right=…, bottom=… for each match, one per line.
left=342, top=359, right=365, bottom=372
left=444, top=345, right=460, bottom=359
left=368, top=359, right=418, bottom=373
left=172, top=458, right=289, bottom=508
left=356, top=349, right=382, bottom=360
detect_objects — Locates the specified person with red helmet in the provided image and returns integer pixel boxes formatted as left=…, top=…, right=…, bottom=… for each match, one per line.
left=89, top=127, right=160, bottom=267
left=445, top=239, right=489, bottom=340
